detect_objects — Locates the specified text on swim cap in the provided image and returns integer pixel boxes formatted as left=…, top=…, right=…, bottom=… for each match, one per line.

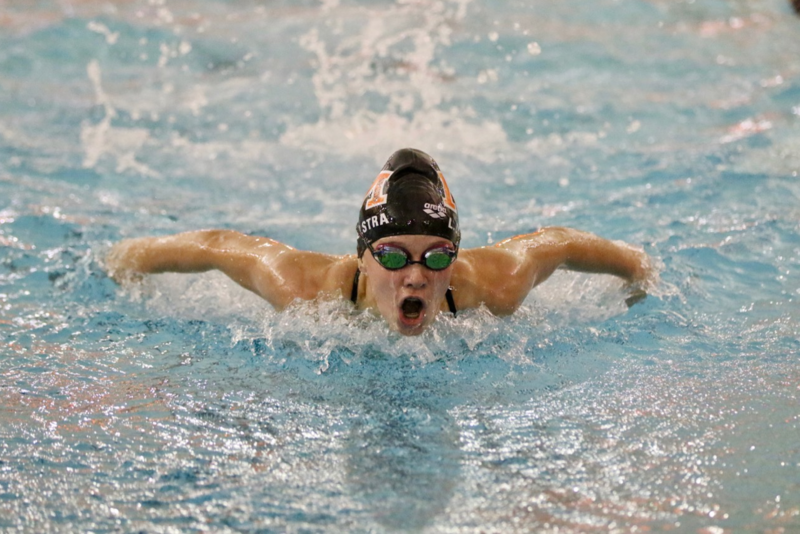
left=424, top=203, right=446, bottom=213
left=423, top=203, right=447, bottom=220
left=361, top=213, right=390, bottom=233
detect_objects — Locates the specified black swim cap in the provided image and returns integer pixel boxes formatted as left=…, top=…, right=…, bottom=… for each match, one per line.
left=357, top=148, right=460, bottom=257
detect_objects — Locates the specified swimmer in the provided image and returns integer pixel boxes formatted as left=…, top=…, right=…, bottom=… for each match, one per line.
left=106, top=148, right=652, bottom=335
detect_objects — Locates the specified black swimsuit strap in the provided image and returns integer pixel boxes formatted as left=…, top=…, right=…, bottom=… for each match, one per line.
left=445, top=288, right=457, bottom=316
left=350, top=269, right=457, bottom=316
left=350, top=269, right=360, bottom=304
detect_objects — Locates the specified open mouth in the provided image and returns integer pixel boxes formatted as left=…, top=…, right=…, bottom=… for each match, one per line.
left=400, top=297, right=424, bottom=320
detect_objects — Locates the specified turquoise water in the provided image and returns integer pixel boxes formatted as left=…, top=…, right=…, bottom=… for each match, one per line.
left=2, top=0, right=800, bottom=531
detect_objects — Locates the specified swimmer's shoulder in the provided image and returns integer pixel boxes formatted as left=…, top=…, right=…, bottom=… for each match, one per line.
left=319, top=254, right=359, bottom=300
left=248, top=250, right=356, bottom=308
left=450, top=246, right=526, bottom=315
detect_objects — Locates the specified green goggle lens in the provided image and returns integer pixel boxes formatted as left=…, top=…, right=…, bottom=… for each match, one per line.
left=424, top=251, right=454, bottom=270
left=378, top=251, right=408, bottom=269
left=373, top=246, right=456, bottom=271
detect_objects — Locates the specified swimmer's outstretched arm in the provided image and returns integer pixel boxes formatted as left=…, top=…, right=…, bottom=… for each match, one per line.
left=455, top=226, right=652, bottom=314
left=501, top=226, right=650, bottom=283
left=106, top=230, right=351, bottom=309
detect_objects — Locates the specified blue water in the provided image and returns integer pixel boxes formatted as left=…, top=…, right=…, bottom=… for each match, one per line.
left=2, top=0, right=800, bottom=531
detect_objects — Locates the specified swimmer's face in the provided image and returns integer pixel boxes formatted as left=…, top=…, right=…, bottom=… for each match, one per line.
left=360, top=234, right=456, bottom=336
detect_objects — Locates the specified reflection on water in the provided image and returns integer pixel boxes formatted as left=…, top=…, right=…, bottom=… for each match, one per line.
left=343, top=375, right=461, bottom=531
left=2, top=0, right=800, bottom=531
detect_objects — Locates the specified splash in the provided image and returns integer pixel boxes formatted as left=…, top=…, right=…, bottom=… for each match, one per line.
left=80, top=60, right=160, bottom=177
left=114, top=266, right=651, bottom=375
left=281, top=0, right=507, bottom=161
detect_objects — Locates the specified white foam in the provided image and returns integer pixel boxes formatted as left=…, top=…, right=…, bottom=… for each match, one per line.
left=281, top=0, right=509, bottom=161
left=86, top=20, right=119, bottom=45
left=280, top=108, right=508, bottom=162
left=116, top=266, right=650, bottom=373
left=80, top=60, right=161, bottom=177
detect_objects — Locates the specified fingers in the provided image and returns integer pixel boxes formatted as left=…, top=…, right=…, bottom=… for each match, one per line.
left=625, top=288, right=647, bottom=308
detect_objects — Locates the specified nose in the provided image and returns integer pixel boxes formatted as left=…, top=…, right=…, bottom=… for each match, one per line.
left=403, top=263, right=428, bottom=289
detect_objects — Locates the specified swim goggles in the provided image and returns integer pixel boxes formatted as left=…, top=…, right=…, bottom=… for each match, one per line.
left=365, top=241, right=457, bottom=271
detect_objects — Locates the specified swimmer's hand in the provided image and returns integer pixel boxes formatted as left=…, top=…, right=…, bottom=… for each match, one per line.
left=623, top=251, right=655, bottom=308
left=625, top=288, right=647, bottom=308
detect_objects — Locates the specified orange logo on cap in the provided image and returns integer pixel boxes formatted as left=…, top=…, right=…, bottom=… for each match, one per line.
left=364, top=171, right=391, bottom=209
left=438, top=171, right=457, bottom=211
left=363, top=169, right=457, bottom=211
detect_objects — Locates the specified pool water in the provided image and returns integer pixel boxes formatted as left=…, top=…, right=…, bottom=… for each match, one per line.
left=2, top=0, right=800, bottom=531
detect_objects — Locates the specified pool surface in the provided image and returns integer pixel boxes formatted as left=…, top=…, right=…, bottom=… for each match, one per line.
left=2, top=0, right=800, bottom=531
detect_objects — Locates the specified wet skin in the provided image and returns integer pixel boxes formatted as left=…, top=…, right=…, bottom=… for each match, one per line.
left=358, top=235, right=455, bottom=336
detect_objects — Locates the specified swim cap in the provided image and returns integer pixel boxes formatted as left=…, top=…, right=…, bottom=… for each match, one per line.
left=357, top=148, right=460, bottom=257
